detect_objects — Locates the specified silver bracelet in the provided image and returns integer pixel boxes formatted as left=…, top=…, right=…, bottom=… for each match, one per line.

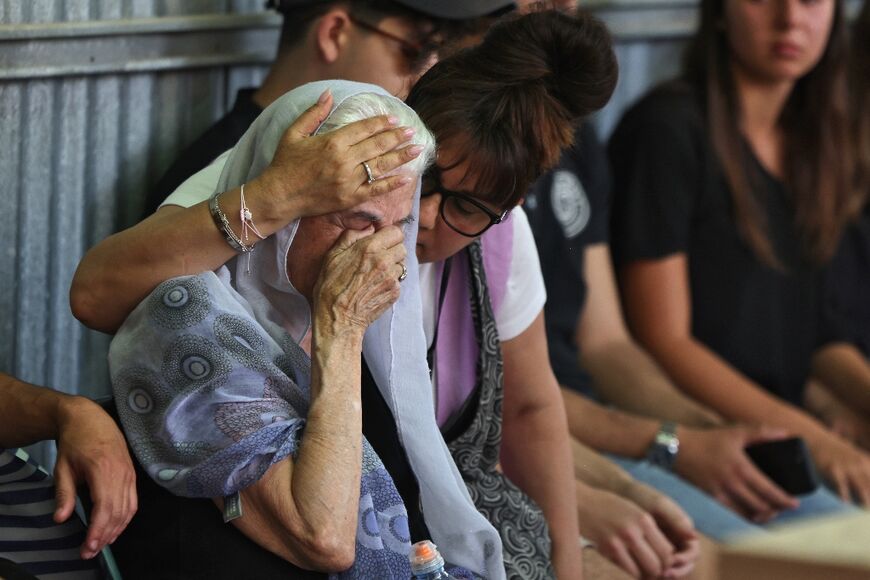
left=209, top=192, right=252, bottom=253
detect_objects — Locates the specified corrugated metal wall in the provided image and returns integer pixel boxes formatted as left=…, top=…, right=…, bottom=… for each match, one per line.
left=0, top=0, right=696, bottom=463
left=1, top=0, right=272, bottom=406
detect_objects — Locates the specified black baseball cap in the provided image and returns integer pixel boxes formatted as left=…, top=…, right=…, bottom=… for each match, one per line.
left=390, top=0, right=515, bottom=19
left=267, top=0, right=516, bottom=20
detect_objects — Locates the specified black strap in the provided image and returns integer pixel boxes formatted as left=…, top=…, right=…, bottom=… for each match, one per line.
left=440, top=375, right=482, bottom=443
left=426, top=256, right=453, bottom=376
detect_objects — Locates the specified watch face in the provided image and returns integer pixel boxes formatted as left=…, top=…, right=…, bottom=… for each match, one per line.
left=648, top=424, right=679, bottom=469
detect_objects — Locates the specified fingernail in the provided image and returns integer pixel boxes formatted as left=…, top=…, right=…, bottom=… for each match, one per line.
left=403, top=127, right=416, bottom=138
left=387, top=115, right=399, bottom=125
left=408, top=145, right=424, bottom=157
left=317, top=89, right=330, bottom=105
left=399, top=176, right=413, bottom=185
left=88, top=540, right=99, bottom=551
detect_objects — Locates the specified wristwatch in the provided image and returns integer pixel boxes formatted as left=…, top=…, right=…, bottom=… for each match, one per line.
left=646, top=421, right=680, bottom=470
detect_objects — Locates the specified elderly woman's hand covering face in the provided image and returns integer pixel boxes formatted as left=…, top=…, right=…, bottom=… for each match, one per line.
left=108, top=81, right=506, bottom=580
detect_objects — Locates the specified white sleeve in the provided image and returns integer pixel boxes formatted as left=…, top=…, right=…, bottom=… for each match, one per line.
left=159, top=150, right=231, bottom=209
left=495, top=207, right=547, bottom=341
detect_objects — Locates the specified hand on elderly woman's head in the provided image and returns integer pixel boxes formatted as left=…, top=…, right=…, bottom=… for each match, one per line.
left=312, top=225, right=407, bottom=336
left=254, top=90, right=423, bottom=220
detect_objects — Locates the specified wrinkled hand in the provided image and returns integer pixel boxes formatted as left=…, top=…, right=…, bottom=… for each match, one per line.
left=621, top=482, right=699, bottom=578
left=675, top=425, right=798, bottom=522
left=54, top=397, right=136, bottom=560
left=255, top=89, right=422, bottom=218
left=577, top=483, right=677, bottom=578
left=314, top=225, right=407, bottom=334
left=811, top=434, right=870, bottom=505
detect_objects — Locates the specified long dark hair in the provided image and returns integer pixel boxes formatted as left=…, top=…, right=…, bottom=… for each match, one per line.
left=854, top=1, right=870, bottom=203
left=684, top=0, right=855, bottom=266
left=406, top=8, right=618, bottom=209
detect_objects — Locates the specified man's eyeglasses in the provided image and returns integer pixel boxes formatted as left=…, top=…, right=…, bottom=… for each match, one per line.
left=348, top=15, right=428, bottom=68
left=421, top=167, right=509, bottom=238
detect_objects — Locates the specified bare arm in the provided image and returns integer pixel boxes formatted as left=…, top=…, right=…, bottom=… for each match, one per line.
left=577, top=244, right=720, bottom=427
left=71, top=94, right=420, bottom=333
left=228, top=330, right=365, bottom=571
left=217, top=225, right=406, bottom=571
left=569, top=431, right=646, bottom=493
left=72, top=202, right=240, bottom=333
left=562, top=387, right=660, bottom=459
left=0, top=374, right=136, bottom=560
left=501, top=312, right=583, bottom=580
left=811, top=343, right=870, bottom=417
left=562, top=388, right=796, bottom=519
left=621, top=254, right=870, bottom=504
left=570, top=439, right=699, bottom=579
left=0, top=372, right=69, bottom=447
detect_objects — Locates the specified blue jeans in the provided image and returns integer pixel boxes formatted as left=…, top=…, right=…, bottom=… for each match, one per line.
left=607, top=455, right=856, bottom=542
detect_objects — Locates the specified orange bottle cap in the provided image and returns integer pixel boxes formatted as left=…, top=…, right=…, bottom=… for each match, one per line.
left=409, top=539, right=444, bottom=570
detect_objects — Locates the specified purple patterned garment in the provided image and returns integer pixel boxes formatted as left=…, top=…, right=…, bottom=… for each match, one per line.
left=434, top=213, right=514, bottom=425
left=109, top=273, right=416, bottom=579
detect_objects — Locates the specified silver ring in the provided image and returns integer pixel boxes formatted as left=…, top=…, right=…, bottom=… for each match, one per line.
left=398, top=263, right=408, bottom=283
left=362, top=161, right=375, bottom=185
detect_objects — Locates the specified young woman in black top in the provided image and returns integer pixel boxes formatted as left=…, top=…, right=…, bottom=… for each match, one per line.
left=609, top=0, right=870, bottom=508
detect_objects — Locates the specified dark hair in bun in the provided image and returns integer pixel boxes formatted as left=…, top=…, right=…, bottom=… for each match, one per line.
left=407, top=7, right=618, bottom=209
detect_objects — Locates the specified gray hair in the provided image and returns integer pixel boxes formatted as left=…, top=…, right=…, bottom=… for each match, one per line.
left=317, top=92, right=436, bottom=177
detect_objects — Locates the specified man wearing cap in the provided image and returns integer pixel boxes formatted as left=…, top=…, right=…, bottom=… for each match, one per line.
left=141, top=0, right=513, bottom=217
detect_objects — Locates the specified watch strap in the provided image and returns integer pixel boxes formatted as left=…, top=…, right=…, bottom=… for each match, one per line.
left=646, top=421, right=679, bottom=470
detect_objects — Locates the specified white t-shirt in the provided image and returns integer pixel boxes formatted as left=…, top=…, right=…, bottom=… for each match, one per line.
left=162, top=155, right=546, bottom=343
left=161, top=150, right=232, bottom=209
left=419, top=207, right=545, bottom=346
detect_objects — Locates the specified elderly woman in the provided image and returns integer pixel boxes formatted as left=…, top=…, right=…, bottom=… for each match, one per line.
left=90, top=9, right=627, bottom=580
left=108, top=82, right=506, bottom=579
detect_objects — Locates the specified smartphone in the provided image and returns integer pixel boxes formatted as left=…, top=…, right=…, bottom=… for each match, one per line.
left=745, top=437, right=819, bottom=496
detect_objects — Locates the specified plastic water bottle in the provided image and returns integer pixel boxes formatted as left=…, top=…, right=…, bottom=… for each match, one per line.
left=409, top=540, right=459, bottom=579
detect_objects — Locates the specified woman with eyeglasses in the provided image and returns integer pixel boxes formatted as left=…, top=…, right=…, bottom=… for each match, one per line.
left=71, top=8, right=621, bottom=579
left=403, top=20, right=692, bottom=577
left=402, top=12, right=619, bottom=577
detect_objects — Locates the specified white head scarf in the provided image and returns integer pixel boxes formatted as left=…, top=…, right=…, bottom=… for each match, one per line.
left=216, top=80, right=505, bottom=578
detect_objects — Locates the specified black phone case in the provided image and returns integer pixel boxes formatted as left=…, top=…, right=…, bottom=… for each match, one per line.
left=745, top=437, right=820, bottom=496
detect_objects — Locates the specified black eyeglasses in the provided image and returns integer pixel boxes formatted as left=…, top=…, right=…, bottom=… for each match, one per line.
left=421, top=167, right=510, bottom=237
left=348, top=15, right=427, bottom=67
